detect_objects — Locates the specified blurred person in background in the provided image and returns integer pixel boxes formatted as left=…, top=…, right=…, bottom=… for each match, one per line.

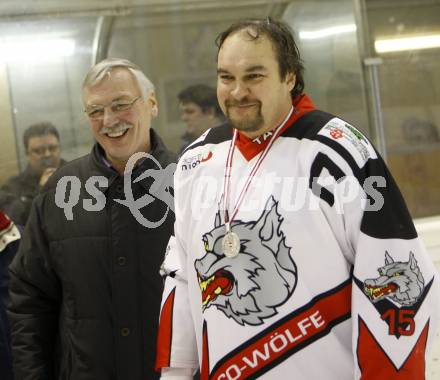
left=0, top=122, right=66, bottom=226
left=178, top=84, right=225, bottom=153
left=8, top=58, right=176, bottom=380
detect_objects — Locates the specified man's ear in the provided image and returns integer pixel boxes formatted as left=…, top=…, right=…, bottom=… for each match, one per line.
left=151, top=105, right=158, bottom=117
left=286, top=73, right=296, bottom=92
left=149, top=92, right=159, bottom=118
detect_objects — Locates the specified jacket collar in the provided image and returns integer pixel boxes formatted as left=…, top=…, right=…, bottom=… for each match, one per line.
left=89, top=128, right=176, bottom=193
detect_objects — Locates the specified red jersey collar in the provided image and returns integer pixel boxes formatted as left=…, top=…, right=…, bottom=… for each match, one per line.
left=235, top=94, right=315, bottom=161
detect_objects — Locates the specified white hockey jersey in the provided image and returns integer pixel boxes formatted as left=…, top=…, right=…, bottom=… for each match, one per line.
left=156, top=96, right=440, bottom=380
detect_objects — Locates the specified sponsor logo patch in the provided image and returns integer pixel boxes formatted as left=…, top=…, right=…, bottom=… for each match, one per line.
left=319, top=118, right=377, bottom=166
left=181, top=150, right=213, bottom=171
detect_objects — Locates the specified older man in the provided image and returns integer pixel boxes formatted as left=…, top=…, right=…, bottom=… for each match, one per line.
left=156, top=19, right=440, bottom=379
left=0, top=122, right=65, bottom=226
left=8, top=58, right=176, bottom=380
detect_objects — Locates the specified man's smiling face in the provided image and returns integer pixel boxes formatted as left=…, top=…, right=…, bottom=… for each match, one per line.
left=83, top=68, right=157, bottom=171
left=216, top=29, right=295, bottom=139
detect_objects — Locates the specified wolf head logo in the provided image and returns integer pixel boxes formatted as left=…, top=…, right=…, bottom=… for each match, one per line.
left=194, top=196, right=297, bottom=326
left=363, top=251, right=425, bottom=306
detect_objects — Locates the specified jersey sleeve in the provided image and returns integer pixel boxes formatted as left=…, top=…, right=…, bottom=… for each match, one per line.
left=349, top=162, right=440, bottom=380
left=156, top=233, right=198, bottom=372
left=311, top=117, right=440, bottom=379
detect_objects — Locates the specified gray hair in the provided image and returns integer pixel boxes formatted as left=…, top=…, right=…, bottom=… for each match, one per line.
left=82, top=58, right=155, bottom=100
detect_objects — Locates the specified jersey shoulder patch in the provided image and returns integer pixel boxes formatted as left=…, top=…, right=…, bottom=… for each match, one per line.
left=317, top=118, right=378, bottom=168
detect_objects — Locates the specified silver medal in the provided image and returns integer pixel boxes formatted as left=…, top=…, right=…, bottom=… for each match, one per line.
left=222, top=231, right=240, bottom=258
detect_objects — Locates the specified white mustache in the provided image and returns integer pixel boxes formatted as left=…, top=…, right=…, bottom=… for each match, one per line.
left=99, top=123, right=133, bottom=135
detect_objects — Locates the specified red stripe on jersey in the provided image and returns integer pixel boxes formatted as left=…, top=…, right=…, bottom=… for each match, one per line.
left=209, top=281, right=351, bottom=379
left=201, top=320, right=210, bottom=380
left=155, top=287, right=176, bottom=371
left=357, top=317, right=429, bottom=379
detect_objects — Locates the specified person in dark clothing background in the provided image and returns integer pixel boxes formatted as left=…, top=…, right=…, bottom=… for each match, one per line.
left=0, top=122, right=66, bottom=226
left=178, top=84, right=225, bottom=153
left=8, top=58, right=176, bottom=380
left=0, top=210, right=20, bottom=380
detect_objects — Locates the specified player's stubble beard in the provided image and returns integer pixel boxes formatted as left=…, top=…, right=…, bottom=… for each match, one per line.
left=225, top=98, right=264, bottom=134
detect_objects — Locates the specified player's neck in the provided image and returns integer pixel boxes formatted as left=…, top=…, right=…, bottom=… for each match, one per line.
left=240, top=106, right=292, bottom=140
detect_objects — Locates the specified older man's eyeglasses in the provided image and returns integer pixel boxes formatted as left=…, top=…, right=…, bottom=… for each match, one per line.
left=85, top=97, right=141, bottom=120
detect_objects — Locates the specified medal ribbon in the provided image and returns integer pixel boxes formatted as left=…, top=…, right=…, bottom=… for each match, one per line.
left=222, top=106, right=294, bottom=228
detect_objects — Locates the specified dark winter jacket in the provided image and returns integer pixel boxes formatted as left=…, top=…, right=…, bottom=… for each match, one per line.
left=8, top=129, right=176, bottom=380
left=0, top=160, right=67, bottom=226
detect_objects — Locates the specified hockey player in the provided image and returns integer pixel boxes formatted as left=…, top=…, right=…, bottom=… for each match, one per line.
left=156, top=18, right=440, bottom=379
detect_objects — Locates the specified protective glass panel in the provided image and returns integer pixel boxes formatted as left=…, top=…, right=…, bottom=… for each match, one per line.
left=365, top=0, right=440, bottom=218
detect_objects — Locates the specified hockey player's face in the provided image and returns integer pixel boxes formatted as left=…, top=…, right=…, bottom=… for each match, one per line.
left=217, top=30, right=295, bottom=138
